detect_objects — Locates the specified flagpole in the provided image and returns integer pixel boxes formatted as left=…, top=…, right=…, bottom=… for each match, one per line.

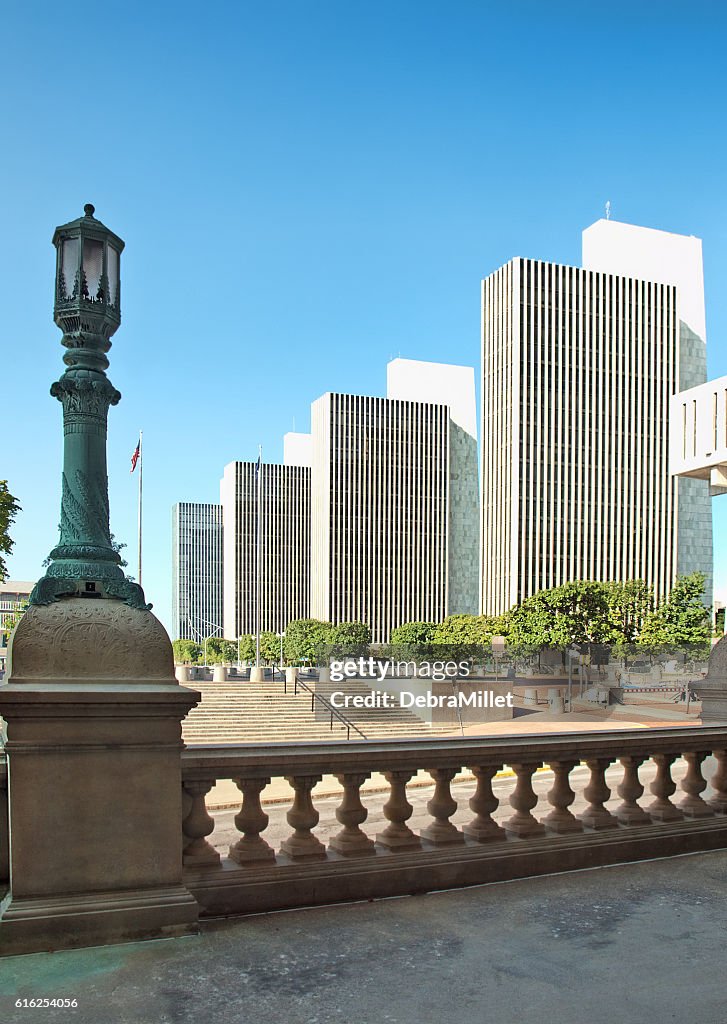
left=137, top=430, right=143, bottom=587
left=255, top=445, right=262, bottom=669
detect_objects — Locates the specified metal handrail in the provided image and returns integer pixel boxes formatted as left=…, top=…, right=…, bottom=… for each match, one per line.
left=285, top=671, right=367, bottom=741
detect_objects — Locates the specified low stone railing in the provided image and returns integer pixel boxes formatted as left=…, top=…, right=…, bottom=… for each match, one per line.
left=181, top=728, right=727, bottom=918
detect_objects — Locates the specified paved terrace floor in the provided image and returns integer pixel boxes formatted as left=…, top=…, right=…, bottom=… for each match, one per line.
left=1, top=849, right=726, bottom=1024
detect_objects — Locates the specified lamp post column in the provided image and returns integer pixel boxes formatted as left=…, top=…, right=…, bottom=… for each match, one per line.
left=0, top=206, right=200, bottom=956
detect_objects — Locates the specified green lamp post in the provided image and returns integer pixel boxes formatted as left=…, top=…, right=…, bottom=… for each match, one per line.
left=29, top=204, right=148, bottom=610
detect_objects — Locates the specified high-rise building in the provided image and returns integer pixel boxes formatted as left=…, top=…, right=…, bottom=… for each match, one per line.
left=480, top=219, right=712, bottom=616
left=171, top=503, right=224, bottom=641
left=220, top=460, right=310, bottom=640
left=310, top=360, right=478, bottom=643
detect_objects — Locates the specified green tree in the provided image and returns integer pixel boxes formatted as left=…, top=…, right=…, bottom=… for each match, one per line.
left=172, top=639, right=201, bottom=664
left=605, top=580, right=654, bottom=645
left=260, top=631, right=283, bottom=664
left=638, top=572, right=712, bottom=658
left=236, top=634, right=255, bottom=662
left=204, top=637, right=238, bottom=664
left=328, top=621, right=372, bottom=657
left=284, top=619, right=332, bottom=665
left=389, top=621, right=437, bottom=661
left=1, top=600, right=28, bottom=646
left=507, top=581, right=613, bottom=654
left=428, top=614, right=498, bottom=665
left=0, top=481, right=21, bottom=582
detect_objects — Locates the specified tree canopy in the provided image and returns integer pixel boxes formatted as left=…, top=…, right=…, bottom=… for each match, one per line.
left=284, top=619, right=332, bottom=665
left=637, top=572, right=712, bottom=657
left=0, top=481, right=21, bottom=583
left=328, top=621, right=372, bottom=657
left=386, top=577, right=708, bottom=659
left=172, top=639, right=201, bottom=664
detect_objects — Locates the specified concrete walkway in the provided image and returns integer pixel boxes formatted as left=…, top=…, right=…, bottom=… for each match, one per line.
left=1, top=849, right=726, bottom=1024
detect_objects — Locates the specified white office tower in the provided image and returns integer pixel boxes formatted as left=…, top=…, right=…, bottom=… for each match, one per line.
left=220, top=460, right=310, bottom=640
left=480, top=219, right=711, bottom=616
left=171, top=503, right=224, bottom=641
left=310, top=360, right=479, bottom=643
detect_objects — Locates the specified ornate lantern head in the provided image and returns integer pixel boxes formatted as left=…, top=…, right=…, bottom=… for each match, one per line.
left=52, top=203, right=124, bottom=342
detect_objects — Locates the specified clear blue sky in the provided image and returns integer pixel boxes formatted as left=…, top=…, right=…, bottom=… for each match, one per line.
left=3, top=1, right=727, bottom=631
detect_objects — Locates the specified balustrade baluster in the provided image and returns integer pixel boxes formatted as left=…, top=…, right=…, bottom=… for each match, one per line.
left=281, top=775, right=326, bottom=860
left=421, top=767, right=464, bottom=846
left=543, top=760, right=583, bottom=834
left=647, top=754, right=684, bottom=822
left=330, top=773, right=376, bottom=856
left=376, top=770, right=422, bottom=851
left=579, top=759, right=619, bottom=830
left=678, top=752, right=715, bottom=818
left=504, top=763, right=545, bottom=838
left=182, top=779, right=221, bottom=867
left=615, top=756, right=651, bottom=825
left=709, top=749, right=727, bottom=813
left=229, top=777, right=276, bottom=864
left=463, top=765, right=506, bottom=842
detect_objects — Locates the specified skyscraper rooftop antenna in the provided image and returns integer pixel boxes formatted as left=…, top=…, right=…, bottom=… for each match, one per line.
left=605, top=200, right=611, bottom=220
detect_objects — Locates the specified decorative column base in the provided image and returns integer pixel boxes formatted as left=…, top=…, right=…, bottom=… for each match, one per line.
left=0, top=887, right=198, bottom=957
left=0, top=598, right=201, bottom=956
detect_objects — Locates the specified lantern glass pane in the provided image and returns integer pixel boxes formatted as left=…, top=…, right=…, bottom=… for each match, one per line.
left=107, top=245, right=119, bottom=306
left=83, top=238, right=104, bottom=299
left=60, top=238, right=79, bottom=298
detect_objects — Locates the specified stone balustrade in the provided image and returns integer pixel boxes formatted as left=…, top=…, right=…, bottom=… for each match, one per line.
left=181, top=728, right=727, bottom=917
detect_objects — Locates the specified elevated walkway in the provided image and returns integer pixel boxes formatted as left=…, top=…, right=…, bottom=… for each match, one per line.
left=4, top=849, right=724, bottom=1024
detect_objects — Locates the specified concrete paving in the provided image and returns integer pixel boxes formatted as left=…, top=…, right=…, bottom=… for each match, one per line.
left=1, top=849, right=726, bottom=1024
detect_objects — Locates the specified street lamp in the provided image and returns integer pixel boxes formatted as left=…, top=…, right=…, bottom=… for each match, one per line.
left=491, top=635, right=506, bottom=684
left=203, top=625, right=223, bottom=668
left=29, top=204, right=146, bottom=611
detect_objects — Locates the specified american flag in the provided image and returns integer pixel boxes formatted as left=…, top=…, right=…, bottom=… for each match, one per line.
left=130, top=440, right=141, bottom=473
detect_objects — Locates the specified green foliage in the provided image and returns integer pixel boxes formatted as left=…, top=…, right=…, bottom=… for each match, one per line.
left=204, top=637, right=238, bottom=664
left=638, top=572, right=712, bottom=657
left=388, top=621, right=437, bottom=660
left=1, top=600, right=28, bottom=644
left=390, top=621, right=436, bottom=646
left=237, top=634, right=255, bottom=662
left=506, top=580, right=653, bottom=653
left=284, top=619, right=332, bottom=665
left=433, top=614, right=501, bottom=645
left=172, top=639, right=201, bottom=664
left=0, top=481, right=21, bottom=583
left=260, top=631, right=283, bottom=664
left=328, top=621, right=372, bottom=657
left=501, top=575, right=710, bottom=659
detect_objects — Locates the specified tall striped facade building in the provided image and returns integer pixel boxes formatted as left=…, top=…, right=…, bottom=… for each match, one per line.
left=311, top=392, right=450, bottom=643
left=220, top=461, right=310, bottom=639
left=171, top=503, right=224, bottom=641
left=310, top=361, right=479, bottom=643
left=480, top=219, right=712, bottom=615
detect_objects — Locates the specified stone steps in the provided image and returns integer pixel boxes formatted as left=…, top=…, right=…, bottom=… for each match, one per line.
left=182, top=679, right=440, bottom=743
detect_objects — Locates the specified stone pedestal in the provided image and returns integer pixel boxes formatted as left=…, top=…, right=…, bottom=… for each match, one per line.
left=697, top=637, right=727, bottom=723
left=523, top=687, right=539, bottom=707
left=250, top=666, right=265, bottom=682
left=175, top=665, right=192, bottom=682
left=286, top=666, right=297, bottom=685
left=0, top=597, right=200, bottom=955
left=547, top=688, right=565, bottom=715
left=212, top=664, right=227, bottom=683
